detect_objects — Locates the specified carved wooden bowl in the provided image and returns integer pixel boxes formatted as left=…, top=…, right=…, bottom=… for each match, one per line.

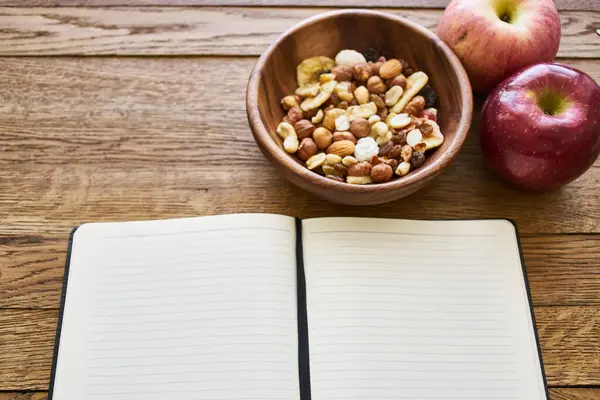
left=247, top=9, right=473, bottom=205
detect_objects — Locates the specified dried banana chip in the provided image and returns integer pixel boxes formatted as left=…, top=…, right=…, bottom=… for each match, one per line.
left=390, top=72, right=429, bottom=114
left=297, top=56, right=335, bottom=87
left=300, top=80, right=337, bottom=112
left=421, top=119, right=444, bottom=150
left=347, top=102, right=378, bottom=121
left=295, top=83, right=320, bottom=97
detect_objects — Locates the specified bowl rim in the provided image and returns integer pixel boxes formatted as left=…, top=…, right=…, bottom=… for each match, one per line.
left=246, top=8, right=473, bottom=195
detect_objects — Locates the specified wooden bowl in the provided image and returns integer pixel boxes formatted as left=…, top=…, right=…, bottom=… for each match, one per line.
left=246, top=9, right=473, bottom=205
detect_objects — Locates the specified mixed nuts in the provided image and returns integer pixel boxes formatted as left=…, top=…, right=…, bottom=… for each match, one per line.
left=277, top=48, right=443, bottom=185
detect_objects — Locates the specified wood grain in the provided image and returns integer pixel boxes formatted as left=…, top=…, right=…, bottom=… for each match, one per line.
left=0, top=7, right=597, bottom=56
left=1, top=389, right=598, bottom=400
left=1, top=232, right=598, bottom=309
left=1, top=306, right=598, bottom=390
left=0, top=57, right=598, bottom=233
left=0, top=0, right=595, bottom=11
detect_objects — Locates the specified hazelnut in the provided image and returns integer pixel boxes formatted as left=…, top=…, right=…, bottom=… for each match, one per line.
left=293, top=119, right=315, bottom=139
left=350, top=118, right=371, bottom=138
left=370, top=163, right=393, bottom=183
left=333, top=131, right=357, bottom=144
left=353, top=63, right=372, bottom=82
left=313, top=127, right=333, bottom=150
left=387, top=75, right=408, bottom=90
left=347, top=161, right=373, bottom=177
left=379, top=59, right=403, bottom=79
left=286, top=106, right=304, bottom=125
left=382, top=158, right=399, bottom=170
left=410, top=151, right=426, bottom=168
left=296, top=138, right=318, bottom=161
left=404, top=96, right=426, bottom=115
left=281, top=95, right=298, bottom=111
left=370, top=94, right=386, bottom=110
left=367, top=76, right=387, bottom=94
left=370, top=61, right=383, bottom=76
left=369, top=155, right=382, bottom=165
left=332, top=65, right=354, bottom=82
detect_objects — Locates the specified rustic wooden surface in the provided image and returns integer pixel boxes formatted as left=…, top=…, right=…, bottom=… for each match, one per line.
left=0, top=1, right=598, bottom=399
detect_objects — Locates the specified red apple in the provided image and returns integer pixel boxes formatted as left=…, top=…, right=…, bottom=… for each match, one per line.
left=437, top=0, right=561, bottom=92
left=480, top=62, right=600, bottom=191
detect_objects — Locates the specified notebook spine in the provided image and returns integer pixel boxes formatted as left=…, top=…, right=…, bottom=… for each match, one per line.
left=295, top=218, right=312, bottom=400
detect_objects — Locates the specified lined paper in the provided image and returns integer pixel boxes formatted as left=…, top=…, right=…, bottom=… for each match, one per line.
left=52, top=214, right=300, bottom=400
left=302, top=218, right=546, bottom=400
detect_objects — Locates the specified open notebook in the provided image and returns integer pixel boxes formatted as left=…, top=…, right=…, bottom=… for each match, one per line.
left=49, top=214, right=548, bottom=400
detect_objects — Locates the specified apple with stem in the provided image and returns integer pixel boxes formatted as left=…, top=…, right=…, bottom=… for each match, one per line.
left=481, top=62, right=600, bottom=191
left=437, top=0, right=561, bottom=92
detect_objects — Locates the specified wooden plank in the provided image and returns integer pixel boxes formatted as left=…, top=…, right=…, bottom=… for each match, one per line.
left=0, top=57, right=598, bottom=233
left=1, top=389, right=599, bottom=400
left=1, top=306, right=598, bottom=390
left=1, top=229, right=599, bottom=308
left=0, top=0, right=595, bottom=11
left=0, top=7, right=597, bottom=56
left=550, top=389, right=600, bottom=400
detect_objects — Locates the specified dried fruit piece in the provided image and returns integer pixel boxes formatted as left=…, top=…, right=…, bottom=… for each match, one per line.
left=390, top=71, right=429, bottom=114
left=295, top=83, right=320, bottom=98
left=335, top=49, right=367, bottom=66
left=420, top=120, right=444, bottom=150
left=418, top=84, right=438, bottom=108
left=378, top=142, right=393, bottom=157
left=297, top=56, right=335, bottom=87
left=300, top=80, right=337, bottom=112
left=410, top=151, right=426, bottom=168
left=370, top=94, right=386, bottom=110
left=347, top=102, right=378, bottom=121
left=362, top=47, right=380, bottom=62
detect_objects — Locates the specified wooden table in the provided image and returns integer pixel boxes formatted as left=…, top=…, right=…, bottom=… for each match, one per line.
left=0, top=1, right=598, bottom=399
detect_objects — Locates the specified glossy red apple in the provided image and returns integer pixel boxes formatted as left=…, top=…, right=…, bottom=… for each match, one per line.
left=437, top=0, right=561, bottom=92
left=481, top=62, right=600, bottom=191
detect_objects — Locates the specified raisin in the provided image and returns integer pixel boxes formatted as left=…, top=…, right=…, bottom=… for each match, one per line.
left=418, top=84, right=438, bottom=108
left=362, top=48, right=380, bottom=63
left=410, top=151, right=426, bottom=169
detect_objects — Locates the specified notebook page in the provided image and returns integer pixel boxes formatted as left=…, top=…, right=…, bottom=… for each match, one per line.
left=52, top=214, right=300, bottom=400
left=302, top=218, right=546, bottom=400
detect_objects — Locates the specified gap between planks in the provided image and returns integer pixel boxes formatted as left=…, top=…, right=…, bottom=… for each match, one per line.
left=0, top=7, right=597, bottom=56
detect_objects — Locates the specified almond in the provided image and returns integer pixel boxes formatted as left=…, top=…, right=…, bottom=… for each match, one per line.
left=379, top=59, right=403, bottom=79
left=326, top=140, right=355, bottom=157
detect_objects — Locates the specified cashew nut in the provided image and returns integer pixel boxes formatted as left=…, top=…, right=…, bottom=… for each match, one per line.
left=276, top=122, right=299, bottom=153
